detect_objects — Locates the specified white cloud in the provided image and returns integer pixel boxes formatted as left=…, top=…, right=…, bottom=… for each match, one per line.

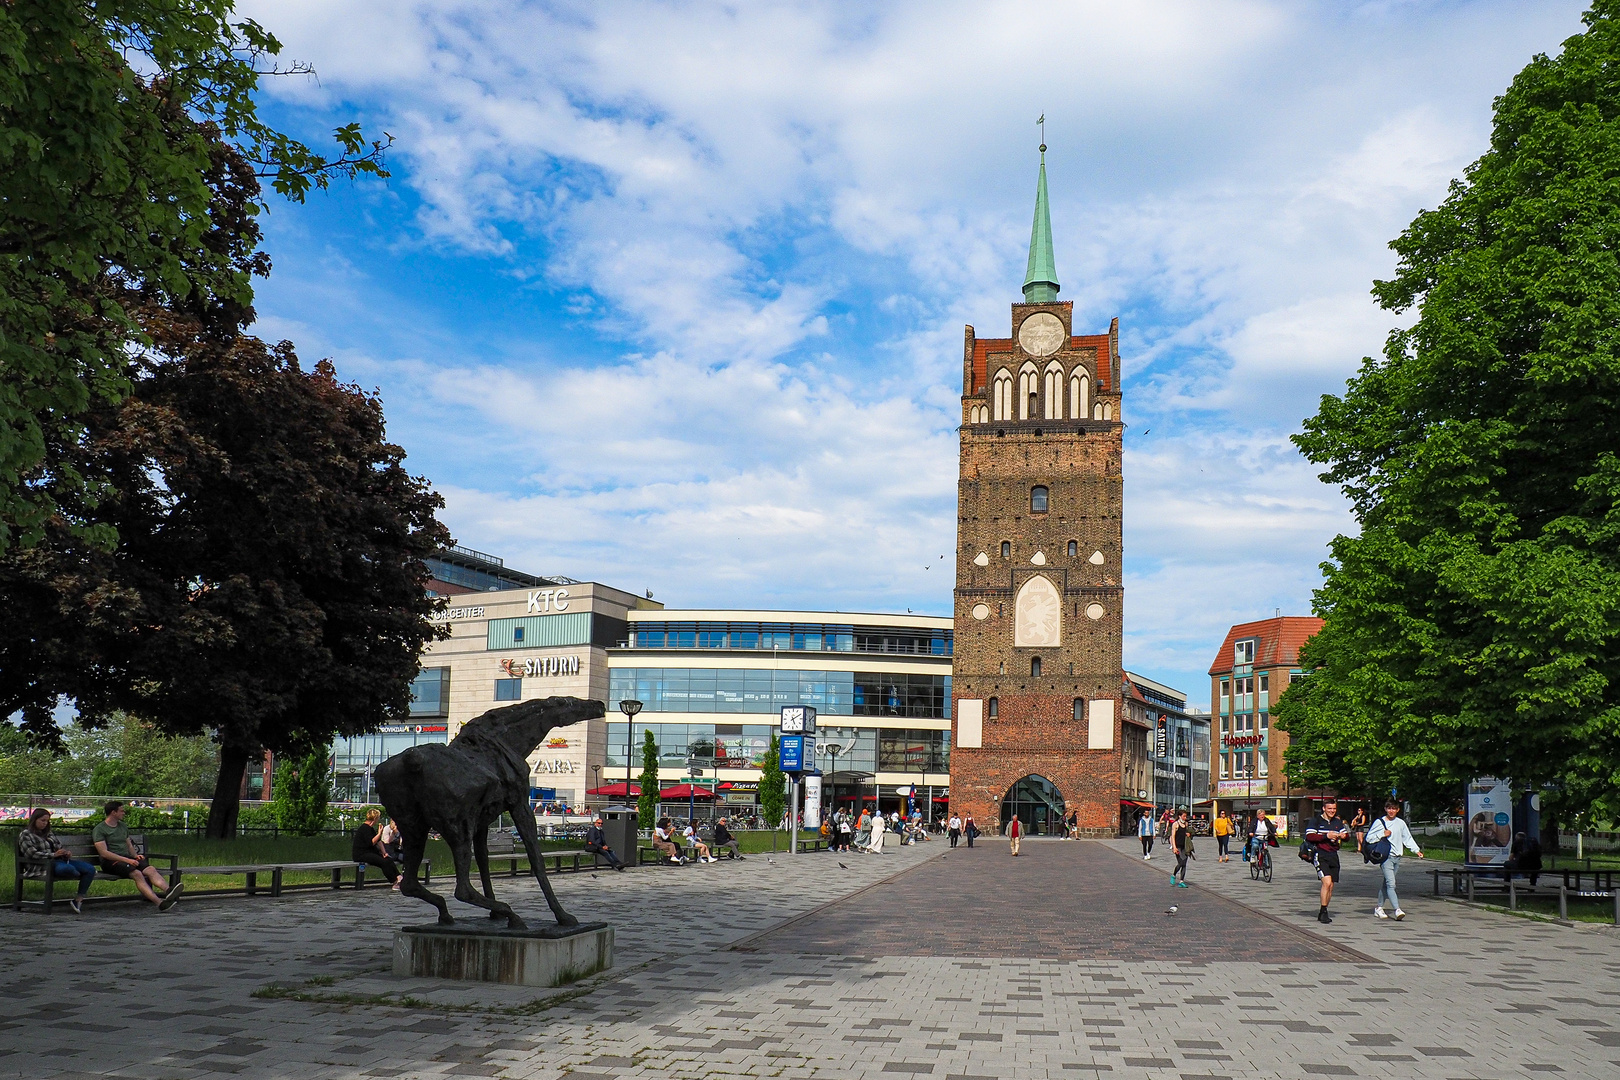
left=239, top=0, right=1590, bottom=704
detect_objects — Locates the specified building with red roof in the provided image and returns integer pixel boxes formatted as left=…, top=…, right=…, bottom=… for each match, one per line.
left=1207, top=615, right=1331, bottom=830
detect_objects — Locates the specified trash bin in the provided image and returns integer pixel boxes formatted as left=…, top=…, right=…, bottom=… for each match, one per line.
left=601, top=805, right=639, bottom=864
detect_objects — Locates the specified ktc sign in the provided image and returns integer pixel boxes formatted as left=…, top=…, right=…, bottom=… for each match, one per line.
left=527, top=589, right=571, bottom=612
left=501, top=656, right=581, bottom=678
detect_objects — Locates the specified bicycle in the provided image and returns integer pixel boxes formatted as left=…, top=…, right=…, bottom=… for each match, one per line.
left=1248, top=836, right=1273, bottom=883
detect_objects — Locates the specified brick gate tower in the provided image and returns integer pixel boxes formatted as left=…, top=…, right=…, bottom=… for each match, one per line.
left=950, top=146, right=1126, bottom=838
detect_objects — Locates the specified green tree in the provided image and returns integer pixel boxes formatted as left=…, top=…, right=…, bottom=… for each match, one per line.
left=268, top=749, right=330, bottom=836
left=0, top=0, right=388, bottom=552
left=759, top=731, right=786, bottom=829
left=0, top=146, right=449, bottom=835
left=67, top=713, right=218, bottom=798
left=636, top=729, right=660, bottom=830
left=1280, top=2, right=1620, bottom=827
left=0, top=734, right=87, bottom=795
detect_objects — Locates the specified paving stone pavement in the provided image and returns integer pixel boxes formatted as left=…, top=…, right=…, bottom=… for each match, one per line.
left=2, top=835, right=1617, bottom=1080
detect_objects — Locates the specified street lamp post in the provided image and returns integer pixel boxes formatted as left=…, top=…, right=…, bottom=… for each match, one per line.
left=591, top=764, right=601, bottom=807
left=823, top=741, right=845, bottom=818
left=619, top=699, right=643, bottom=799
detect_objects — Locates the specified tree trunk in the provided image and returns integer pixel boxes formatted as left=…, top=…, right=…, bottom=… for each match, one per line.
left=1540, top=805, right=1561, bottom=856
left=206, top=742, right=251, bottom=838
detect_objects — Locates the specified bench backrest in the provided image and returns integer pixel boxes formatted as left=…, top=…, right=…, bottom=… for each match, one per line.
left=485, top=832, right=517, bottom=854
left=15, top=831, right=145, bottom=860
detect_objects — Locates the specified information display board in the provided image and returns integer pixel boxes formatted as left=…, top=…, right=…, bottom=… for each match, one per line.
left=1465, top=776, right=1514, bottom=867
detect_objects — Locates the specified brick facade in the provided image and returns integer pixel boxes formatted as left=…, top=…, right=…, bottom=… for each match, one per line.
left=950, top=301, right=1126, bottom=838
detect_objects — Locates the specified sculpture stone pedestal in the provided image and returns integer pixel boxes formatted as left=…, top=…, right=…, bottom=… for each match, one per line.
left=393, top=922, right=613, bottom=987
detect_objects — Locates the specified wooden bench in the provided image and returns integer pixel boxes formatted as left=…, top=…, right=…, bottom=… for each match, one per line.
left=1430, top=865, right=1617, bottom=901
left=13, top=833, right=179, bottom=914
left=13, top=833, right=433, bottom=912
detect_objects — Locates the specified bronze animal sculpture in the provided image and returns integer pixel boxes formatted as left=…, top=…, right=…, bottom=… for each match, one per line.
left=376, top=696, right=606, bottom=928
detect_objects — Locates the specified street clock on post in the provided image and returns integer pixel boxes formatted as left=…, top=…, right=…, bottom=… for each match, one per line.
left=780, top=706, right=817, bottom=734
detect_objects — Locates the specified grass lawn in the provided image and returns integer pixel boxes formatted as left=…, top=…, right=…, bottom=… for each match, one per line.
left=3, top=830, right=586, bottom=902
left=1457, top=891, right=1620, bottom=925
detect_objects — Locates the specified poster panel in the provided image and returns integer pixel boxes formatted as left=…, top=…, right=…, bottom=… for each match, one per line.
left=1465, top=776, right=1515, bottom=866
left=802, top=775, right=822, bottom=829
left=1216, top=780, right=1268, bottom=797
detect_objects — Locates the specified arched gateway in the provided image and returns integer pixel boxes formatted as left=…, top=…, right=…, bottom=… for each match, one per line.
left=1000, top=775, right=1066, bottom=837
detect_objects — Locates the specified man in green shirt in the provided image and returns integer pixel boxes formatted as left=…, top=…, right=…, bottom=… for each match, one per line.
left=92, top=800, right=182, bottom=911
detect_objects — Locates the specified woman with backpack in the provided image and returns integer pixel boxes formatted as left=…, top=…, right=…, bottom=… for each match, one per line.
left=1365, top=799, right=1424, bottom=920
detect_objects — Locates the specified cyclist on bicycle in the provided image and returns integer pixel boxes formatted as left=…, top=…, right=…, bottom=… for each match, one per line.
left=1249, top=807, right=1276, bottom=861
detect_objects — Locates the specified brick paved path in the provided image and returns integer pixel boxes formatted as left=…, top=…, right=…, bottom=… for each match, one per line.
left=744, top=839, right=1363, bottom=963
left=4, top=836, right=1619, bottom=1079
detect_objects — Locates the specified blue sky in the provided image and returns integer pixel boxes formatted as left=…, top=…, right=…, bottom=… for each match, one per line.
left=238, top=0, right=1590, bottom=706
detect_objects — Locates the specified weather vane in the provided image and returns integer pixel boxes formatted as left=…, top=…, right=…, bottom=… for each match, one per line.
left=1038, top=113, right=1046, bottom=155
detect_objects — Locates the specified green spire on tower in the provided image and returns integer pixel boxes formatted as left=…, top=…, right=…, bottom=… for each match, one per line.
left=1022, top=139, right=1059, bottom=303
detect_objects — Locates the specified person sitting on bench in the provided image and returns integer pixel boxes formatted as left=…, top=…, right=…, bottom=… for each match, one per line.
left=19, top=808, right=98, bottom=914
left=651, top=818, right=685, bottom=864
left=683, top=820, right=714, bottom=864
left=92, top=800, right=182, bottom=912
left=711, top=817, right=744, bottom=860
left=584, top=815, right=625, bottom=871
left=352, top=808, right=401, bottom=889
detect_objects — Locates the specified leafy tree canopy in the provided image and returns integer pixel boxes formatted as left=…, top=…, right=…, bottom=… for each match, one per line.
left=0, top=0, right=388, bottom=551
left=1279, top=1, right=1620, bottom=822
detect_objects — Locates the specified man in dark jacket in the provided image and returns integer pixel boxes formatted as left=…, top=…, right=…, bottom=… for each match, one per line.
left=712, top=817, right=744, bottom=860
left=584, top=815, right=625, bottom=871
left=1305, top=800, right=1351, bottom=923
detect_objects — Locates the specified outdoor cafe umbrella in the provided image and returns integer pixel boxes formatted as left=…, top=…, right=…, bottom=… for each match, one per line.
left=660, top=782, right=718, bottom=824
left=658, top=783, right=718, bottom=800
left=587, top=782, right=641, bottom=797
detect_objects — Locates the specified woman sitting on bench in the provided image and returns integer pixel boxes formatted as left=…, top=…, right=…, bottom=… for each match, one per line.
left=352, top=809, right=402, bottom=890
left=18, top=808, right=97, bottom=914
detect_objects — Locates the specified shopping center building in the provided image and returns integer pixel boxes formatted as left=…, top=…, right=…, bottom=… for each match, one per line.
left=332, top=553, right=953, bottom=813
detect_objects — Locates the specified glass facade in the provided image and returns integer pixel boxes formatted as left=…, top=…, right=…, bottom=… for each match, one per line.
left=605, top=722, right=949, bottom=774
left=627, top=621, right=951, bottom=656
left=409, top=667, right=450, bottom=718
left=609, top=668, right=950, bottom=718
left=332, top=724, right=450, bottom=801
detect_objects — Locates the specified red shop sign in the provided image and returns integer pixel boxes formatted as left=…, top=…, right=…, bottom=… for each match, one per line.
left=1223, top=734, right=1262, bottom=747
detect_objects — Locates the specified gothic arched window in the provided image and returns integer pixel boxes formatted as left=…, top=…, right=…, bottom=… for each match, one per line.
left=1031, top=486, right=1048, bottom=513
left=1070, top=372, right=1089, bottom=419
left=1043, top=362, right=1063, bottom=419
left=993, top=370, right=1013, bottom=421
left=1018, top=363, right=1038, bottom=420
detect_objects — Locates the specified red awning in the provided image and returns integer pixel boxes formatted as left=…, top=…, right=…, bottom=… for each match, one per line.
left=586, top=782, right=641, bottom=797
left=1121, top=799, right=1155, bottom=808
left=658, top=783, right=719, bottom=799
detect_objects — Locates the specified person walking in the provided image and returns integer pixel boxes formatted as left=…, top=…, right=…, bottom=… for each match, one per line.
left=1366, top=799, right=1423, bottom=920
left=1304, top=800, right=1351, bottom=923
left=1066, top=810, right=1079, bottom=839
left=964, top=814, right=978, bottom=848
left=1349, top=807, right=1369, bottom=854
left=1009, top=814, right=1022, bottom=857
left=1169, top=809, right=1192, bottom=887
left=947, top=813, right=962, bottom=848
left=1213, top=811, right=1233, bottom=862
left=1137, top=808, right=1155, bottom=860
